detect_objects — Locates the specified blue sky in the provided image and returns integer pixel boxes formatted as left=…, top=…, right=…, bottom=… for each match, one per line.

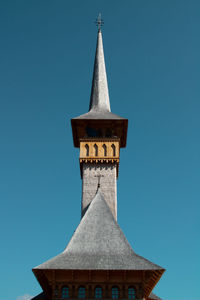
left=0, top=1, right=200, bottom=300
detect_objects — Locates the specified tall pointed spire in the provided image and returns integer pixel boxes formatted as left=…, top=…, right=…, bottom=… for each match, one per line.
left=89, top=26, right=111, bottom=112
left=71, top=16, right=128, bottom=149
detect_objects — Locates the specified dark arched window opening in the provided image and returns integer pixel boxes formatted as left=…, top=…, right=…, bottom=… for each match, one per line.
left=105, top=129, right=112, bottom=137
left=86, top=127, right=98, bottom=137
left=112, top=287, right=119, bottom=299
left=94, top=144, right=98, bottom=156
left=62, top=286, right=69, bottom=299
left=103, top=144, right=107, bottom=156
left=128, top=287, right=136, bottom=299
left=111, top=144, right=116, bottom=156
left=85, top=144, right=89, bottom=156
left=78, top=287, right=86, bottom=299
left=95, top=287, right=102, bottom=299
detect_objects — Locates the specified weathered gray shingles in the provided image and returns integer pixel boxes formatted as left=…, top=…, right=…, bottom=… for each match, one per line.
left=149, top=292, right=162, bottom=300
left=89, top=29, right=110, bottom=113
left=34, top=190, right=163, bottom=270
left=72, top=29, right=126, bottom=121
left=73, top=110, right=126, bottom=120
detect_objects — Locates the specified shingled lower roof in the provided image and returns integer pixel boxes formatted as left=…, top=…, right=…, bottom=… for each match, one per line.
left=148, top=292, right=162, bottom=300
left=34, top=190, right=164, bottom=271
left=31, top=292, right=46, bottom=300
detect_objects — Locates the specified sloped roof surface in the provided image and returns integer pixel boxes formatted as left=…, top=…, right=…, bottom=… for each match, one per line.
left=34, top=190, right=163, bottom=271
left=149, top=292, right=162, bottom=300
left=72, top=29, right=126, bottom=121
left=89, top=29, right=110, bottom=112
left=31, top=293, right=46, bottom=300
left=73, top=110, right=126, bottom=120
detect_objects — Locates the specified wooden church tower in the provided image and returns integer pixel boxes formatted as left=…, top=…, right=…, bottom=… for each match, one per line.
left=31, top=16, right=165, bottom=300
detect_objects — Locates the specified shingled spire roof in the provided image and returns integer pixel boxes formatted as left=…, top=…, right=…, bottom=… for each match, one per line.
left=89, top=28, right=111, bottom=112
left=72, top=29, right=126, bottom=120
left=34, top=189, right=164, bottom=271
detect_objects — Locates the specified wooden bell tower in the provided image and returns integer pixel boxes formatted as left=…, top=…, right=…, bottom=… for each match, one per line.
left=31, top=16, right=165, bottom=300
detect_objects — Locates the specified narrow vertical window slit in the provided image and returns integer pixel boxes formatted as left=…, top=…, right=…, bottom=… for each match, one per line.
left=85, top=144, right=89, bottom=156
left=111, top=144, right=116, bottom=156
left=94, top=144, right=98, bottom=156
left=103, top=144, right=107, bottom=156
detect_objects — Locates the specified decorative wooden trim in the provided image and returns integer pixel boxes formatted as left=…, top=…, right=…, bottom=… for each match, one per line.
left=79, top=139, right=120, bottom=177
left=80, top=158, right=119, bottom=163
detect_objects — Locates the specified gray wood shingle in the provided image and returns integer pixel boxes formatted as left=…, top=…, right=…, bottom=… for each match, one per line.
left=34, top=190, right=163, bottom=271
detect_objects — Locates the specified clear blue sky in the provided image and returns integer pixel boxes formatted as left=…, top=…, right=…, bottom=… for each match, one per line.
left=0, top=1, right=199, bottom=300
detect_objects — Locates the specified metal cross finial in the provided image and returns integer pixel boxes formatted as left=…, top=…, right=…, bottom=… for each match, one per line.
left=95, top=174, right=104, bottom=188
left=95, top=13, right=104, bottom=31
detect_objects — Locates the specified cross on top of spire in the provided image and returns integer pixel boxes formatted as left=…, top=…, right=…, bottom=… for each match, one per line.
left=95, top=13, right=104, bottom=31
